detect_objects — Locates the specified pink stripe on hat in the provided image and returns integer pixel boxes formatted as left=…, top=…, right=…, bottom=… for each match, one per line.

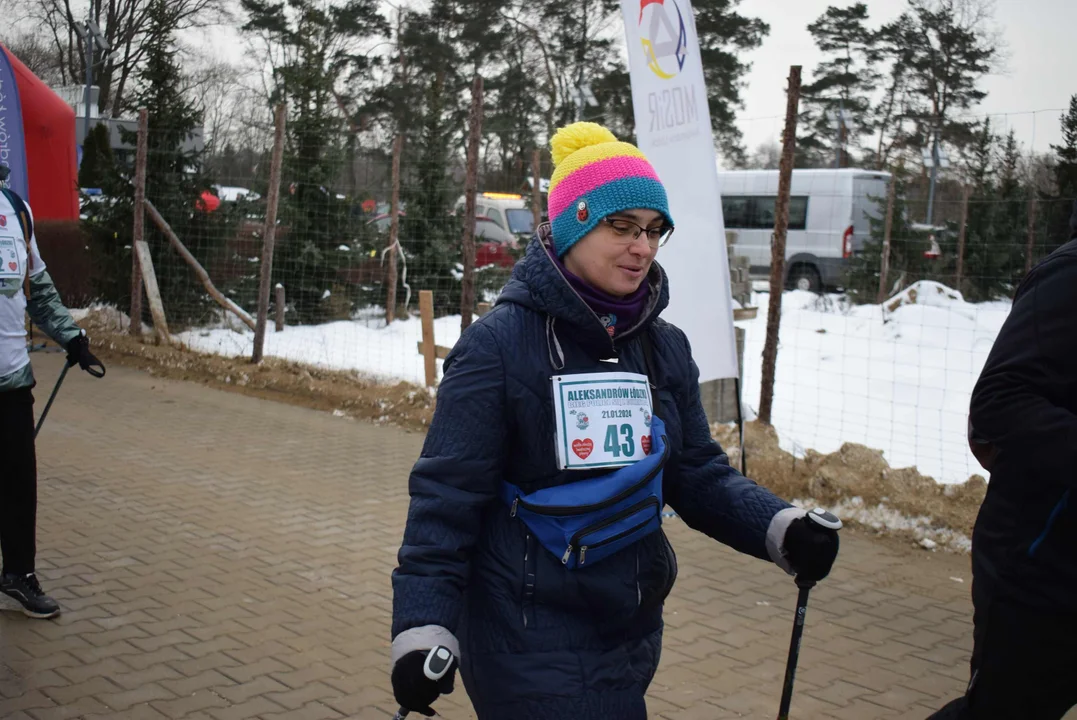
left=547, top=155, right=662, bottom=221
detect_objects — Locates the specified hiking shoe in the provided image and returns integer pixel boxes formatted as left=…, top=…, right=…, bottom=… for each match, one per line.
left=0, top=573, right=61, bottom=619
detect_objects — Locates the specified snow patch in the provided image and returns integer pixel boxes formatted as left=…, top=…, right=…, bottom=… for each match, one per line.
left=792, top=496, right=972, bottom=553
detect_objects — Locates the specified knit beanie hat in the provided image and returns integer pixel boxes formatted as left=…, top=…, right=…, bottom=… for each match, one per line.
left=546, top=122, right=673, bottom=257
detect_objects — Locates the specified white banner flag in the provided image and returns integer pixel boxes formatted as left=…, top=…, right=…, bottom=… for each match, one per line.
left=619, top=0, right=738, bottom=382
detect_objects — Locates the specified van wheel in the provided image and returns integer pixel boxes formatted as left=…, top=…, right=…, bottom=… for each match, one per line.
left=787, top=265, right=822, bottom=293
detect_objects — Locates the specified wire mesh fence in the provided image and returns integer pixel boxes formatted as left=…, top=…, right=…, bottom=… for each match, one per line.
left=67, top=103, right=1076, bottom=487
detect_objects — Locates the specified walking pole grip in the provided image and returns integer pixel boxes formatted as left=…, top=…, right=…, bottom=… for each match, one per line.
left=777, top=508, right=842, bottom=719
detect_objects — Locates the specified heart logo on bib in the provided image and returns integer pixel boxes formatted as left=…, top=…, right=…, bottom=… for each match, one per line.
left=7, top=262, right=15, bottom=271
left=572, top=438, right=593, bottom=460
left=641, top=435, right=652, bottom=455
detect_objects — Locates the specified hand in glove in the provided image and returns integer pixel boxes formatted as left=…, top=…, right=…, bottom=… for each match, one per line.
left=783, top=515, right=840, bottom=584
left=391, top=648, right=456, bottom=716
left=65, top=333, right=106, bottom=377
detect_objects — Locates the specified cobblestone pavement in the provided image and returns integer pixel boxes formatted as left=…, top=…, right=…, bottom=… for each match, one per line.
left=0, top=352, right=978, bottom=719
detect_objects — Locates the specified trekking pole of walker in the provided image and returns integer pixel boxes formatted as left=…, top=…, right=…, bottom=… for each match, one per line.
left=393, top=645, right=455, bottom=719
left=34, top=360, right=75, bottom=440
left=777, top=508, right=842, bottom=720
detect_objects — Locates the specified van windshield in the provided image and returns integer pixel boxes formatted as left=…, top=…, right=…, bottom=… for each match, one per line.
left=505, top=209, right=534, bottom=235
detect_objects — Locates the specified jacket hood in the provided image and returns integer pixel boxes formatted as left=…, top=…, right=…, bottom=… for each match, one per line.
left=496, top=223, right=669, bottom=359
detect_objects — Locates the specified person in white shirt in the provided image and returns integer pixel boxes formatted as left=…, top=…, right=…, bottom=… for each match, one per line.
left=0, top=166, right=104, bottom=619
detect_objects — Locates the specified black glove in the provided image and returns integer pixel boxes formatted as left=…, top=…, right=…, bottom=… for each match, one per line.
left=783, top=515, right=840, bottom=584
left=391, top=649, right=456, bottom=716
left=65, top=333, right=106, bottom=377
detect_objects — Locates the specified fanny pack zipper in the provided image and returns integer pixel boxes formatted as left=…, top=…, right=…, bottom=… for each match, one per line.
left=510, top=436, right=669, bottom=518
left=563, top=496, right=660, bottom=566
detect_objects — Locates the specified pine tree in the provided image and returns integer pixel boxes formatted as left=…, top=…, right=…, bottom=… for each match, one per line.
left=798, top=3, right=879, bottom=168
left=959, top=129, right=1029, bottom=300
left=130, top=0, right=232, bottom=326
left=242, top=0, right=389, bottom=322
left=877, top=0, right=996, bottom=161
left=83, top=0, right=234, bottom=326
left=78, top=123, right=116, bottom=189
left=1049, top=94, right=1077, bottom=248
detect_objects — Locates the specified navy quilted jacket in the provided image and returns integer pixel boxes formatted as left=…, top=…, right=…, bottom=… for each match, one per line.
left=391, top=229, right=794, bottom=718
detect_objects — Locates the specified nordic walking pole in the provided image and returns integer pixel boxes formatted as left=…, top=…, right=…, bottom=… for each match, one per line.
left=393, top=645, right=455, bottom=719
left=34, top=360, right=74, bottom=439
left=777, top=508, right=842, bottom=720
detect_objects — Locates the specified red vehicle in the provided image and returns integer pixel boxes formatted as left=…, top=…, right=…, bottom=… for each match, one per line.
left=473, top=215, right=519, bottom=268
left=369, top=212, right=519, bottom=269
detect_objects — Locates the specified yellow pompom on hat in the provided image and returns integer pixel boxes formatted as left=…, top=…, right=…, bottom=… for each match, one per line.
left=546, top=122, right=672, bottom=257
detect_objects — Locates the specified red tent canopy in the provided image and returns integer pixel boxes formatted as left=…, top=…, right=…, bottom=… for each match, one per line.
left=1, top=44, right=79, bottom=221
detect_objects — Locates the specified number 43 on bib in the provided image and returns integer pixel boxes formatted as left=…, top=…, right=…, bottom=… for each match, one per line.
left=551, top=372, right=655, bottom=470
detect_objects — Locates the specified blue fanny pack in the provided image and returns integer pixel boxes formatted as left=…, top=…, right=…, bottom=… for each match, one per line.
left=499, top=416, right=669, bottom=569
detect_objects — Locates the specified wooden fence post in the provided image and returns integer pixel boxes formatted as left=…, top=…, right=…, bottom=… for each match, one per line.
left=877, top=177, right=896, bottom=303
left=253, top=102, right=286, bottom=364
left=531, top=149, right=542, bottom=231
left=146, top=200, right=255, bottom=330
left=420, top=290, right=436, bottom=388
left=1024, top=192, right=1038, bottom=276
left=758, top=66, right=801, bottom=426
left=955, top=184, right=970, bottom=291
left=275, top=284, right=285, bottom=332
left=130, top=107, right=147, bottom=335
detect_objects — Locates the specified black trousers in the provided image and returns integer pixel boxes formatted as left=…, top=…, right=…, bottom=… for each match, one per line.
left=0, top=387, right=37, bottom=576
left=928, top=580, right=1077, bottom=720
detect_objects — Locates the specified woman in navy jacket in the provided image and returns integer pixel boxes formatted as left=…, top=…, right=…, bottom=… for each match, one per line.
left=389, top=122, right=839, bottom=719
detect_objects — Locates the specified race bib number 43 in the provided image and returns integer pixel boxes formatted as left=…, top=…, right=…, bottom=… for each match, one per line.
left=552, top=372, right=655, bottom=470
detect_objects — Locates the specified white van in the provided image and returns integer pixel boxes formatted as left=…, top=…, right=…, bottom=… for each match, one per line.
left=455, top=192, right=536, bottom=239
left=715, top=168, right=890, bottom=291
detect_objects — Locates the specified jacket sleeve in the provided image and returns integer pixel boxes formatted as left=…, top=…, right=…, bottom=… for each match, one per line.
left=970, top=253, right=1077, bottom=480
left=663, top=329, right=803, bottom=573
left=390, top=321, right=507, bottom=662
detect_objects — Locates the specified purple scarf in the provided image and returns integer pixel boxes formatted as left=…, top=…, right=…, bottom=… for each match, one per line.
left=549, top=247, right=649, bottom=338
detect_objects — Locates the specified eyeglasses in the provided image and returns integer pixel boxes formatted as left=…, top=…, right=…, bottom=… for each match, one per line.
left=602, top=217, right=674, bottom=248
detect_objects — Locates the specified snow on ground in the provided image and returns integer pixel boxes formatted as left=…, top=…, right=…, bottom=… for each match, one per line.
left=175, top=309, right=465, bottom=386
left=156, top=279, right=1010, bottom=486
left=739, top=282, right=1011, bottom=485
left=790, top=496, right=972, bottom=553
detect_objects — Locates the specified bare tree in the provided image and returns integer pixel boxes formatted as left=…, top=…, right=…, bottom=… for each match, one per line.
left=745, top=141, right=783, bottom=170
left=0, top=31, right=66, bottom=84
left=183, top=57, right=262, bottom=158
left=27, top=0, right=229, bottom=117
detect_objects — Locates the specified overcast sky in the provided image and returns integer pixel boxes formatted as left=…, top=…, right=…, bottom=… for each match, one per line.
left=734, top=0, right=1076, bottom=159
left=184, top=0, right=1073, bottom=162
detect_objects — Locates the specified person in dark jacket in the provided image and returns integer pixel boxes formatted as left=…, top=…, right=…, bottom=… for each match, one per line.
left=930, top=201, right=1077, bottom=720
left=389, top=122, right=840, bottom=719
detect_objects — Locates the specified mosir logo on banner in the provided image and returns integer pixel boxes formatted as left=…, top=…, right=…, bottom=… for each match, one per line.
left=639, top=0, right=686, bottom=79
left=620, top=0, right=738, bottom=383
left=636, top=0, right=700, bottom=141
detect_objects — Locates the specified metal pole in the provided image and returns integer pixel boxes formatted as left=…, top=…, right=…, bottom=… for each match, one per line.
left=925, top=128, right=939, bottom=224
left=84, top=22, right=92, bottom=142
left=834, top=100, right=843, bottom=170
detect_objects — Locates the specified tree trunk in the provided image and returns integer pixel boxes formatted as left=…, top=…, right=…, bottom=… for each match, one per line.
left=252, top=102, right=286, bottom=364
left=460, top=75, right=485, bottom=332
left=758, top=66, right=802, bottom=426
left=386, top=134, right=404, bottom=324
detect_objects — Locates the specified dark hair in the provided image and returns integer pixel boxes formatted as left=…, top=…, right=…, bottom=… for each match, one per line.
left=1070, top=199, right=1077, bottom=240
